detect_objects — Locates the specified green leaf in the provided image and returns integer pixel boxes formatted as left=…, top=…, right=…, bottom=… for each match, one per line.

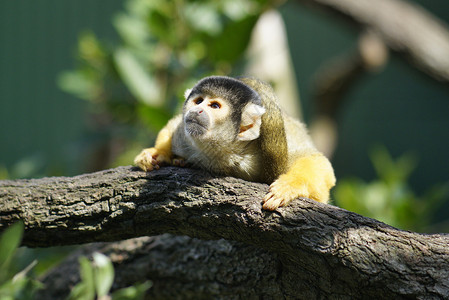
left=0, top=277, right=27, bottom=300
left=222, top=0, right=258, bottom=20
left=111, top=281, right=152, bottom=300
left=114, top=48, right=162, bottom=106
left=58, top=71, right=97, bottom=101
left=0, top=265, right=42, bottom=300
left=92, top=253, right=114, bottom=298
left=0, top=222, right=24, bottom=274
left=79, top=257, right=95, bottom=292
left=185, top=3, right=222, bottom=35
left=12, top=260, right=37, bottom=282
left=78, top=31, right=105, bottom=62
left=147, top=9, right=172, bottom=43
left=113, top=13, right=149, bottom=48
left=67, top=257, right=96, bottom=300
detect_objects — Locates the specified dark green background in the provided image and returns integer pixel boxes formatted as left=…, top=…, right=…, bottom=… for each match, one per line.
left=0, top=1, right=123, bottom=176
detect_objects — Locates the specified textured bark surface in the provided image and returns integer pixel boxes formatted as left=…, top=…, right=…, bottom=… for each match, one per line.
left=298, top=0, right=449, bottom=82
left=36, top=235, right=284, bottom=300
left=1, top=166, right=449, bottom=298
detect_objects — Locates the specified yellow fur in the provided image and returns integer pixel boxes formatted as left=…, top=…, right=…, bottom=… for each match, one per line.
left=134, top=122, right=175, bottom=171
left=263, top=154, right=336, bottom=210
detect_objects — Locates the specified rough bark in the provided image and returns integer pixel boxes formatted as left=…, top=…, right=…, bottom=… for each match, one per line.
left=36, top=235, right=284, bottom=300
left=1, top=166, right=449, bottom=298
left=297, top=0, right=449, bottom=82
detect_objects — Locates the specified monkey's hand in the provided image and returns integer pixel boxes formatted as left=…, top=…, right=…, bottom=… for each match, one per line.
left=134, top=147, right=172, bottom=172
left=262, top=154, right=336, bottom=210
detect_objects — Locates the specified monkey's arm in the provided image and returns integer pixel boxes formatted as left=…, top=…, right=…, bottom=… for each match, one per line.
left=263, top=153, right=336, bottom=210
left=262, top=116, right=336, bottom=210
left=134, top=115, right=182, bottom=171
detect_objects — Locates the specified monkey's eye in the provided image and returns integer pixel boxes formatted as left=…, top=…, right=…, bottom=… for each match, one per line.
left=210, top=101, right=221, bottom=109
left=194, top=97, right=204, bottom=105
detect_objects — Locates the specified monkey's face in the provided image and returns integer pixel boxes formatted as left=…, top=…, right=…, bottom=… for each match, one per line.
left=183, top=94, right=232, bottom=140
left=183, top=76, right=266, bottom=145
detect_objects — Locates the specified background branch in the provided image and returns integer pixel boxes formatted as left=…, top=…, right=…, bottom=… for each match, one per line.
left=1, top=166, right=449, bottom=298
left=298, top=0, right=449, bottom=82
left=36, top=235, right=284, bottom=299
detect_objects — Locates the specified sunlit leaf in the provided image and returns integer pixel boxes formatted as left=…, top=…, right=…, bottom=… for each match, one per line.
left=111, top=281, right=152, bottom=300
left=78, top=32, right=106, bottom=62
left=222, top=0, right=257, bottom=20
left=114, top=48, right=162, bottom=106
left=0, top=277, right=27, bottom=300
left=58, top=71, right=97, bottom=101
left=113, top=13, right=149, bottom=48
left=185, top=3, right=222, bottom=35
left=67, top=257, right=96, bottom=300
left=92, top=253, right=114, bottom=298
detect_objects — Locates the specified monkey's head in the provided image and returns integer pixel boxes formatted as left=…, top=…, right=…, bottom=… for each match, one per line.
left=183, top=76, right=266, bottom=144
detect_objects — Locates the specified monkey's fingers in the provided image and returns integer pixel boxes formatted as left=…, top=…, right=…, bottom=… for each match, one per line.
left=262, top=192, right=285, bottom=211
left=263, top=177, right=309, bottom=210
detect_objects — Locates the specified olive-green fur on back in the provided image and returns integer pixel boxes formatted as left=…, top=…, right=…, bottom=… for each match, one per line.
left=238, top=77, right=289, bottom=183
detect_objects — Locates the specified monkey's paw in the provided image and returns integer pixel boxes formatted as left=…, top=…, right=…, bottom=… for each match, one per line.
left=262, top=177, right=309, bottom=210
left=262, top=154, right=336, bottom=210
left=134, top=147, right=171, bottom=171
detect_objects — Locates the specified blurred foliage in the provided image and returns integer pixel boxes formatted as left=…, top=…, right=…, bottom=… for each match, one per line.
left=59, top=0, right=275, bottom=169
left=333, top=146, right=449, bottom=232
left=68, top=252, right=151, bottom=300
left=0, top=222, right=42, bottom=300
left=0, top=154, right=46, bottom=180
left=0, top=224, right=151, bottom=300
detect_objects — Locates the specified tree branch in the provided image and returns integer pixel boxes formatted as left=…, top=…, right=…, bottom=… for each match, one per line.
left=36, top=235, right=285, bottom=299
left=1, top=166, right=449, bottom=298
left=297, top=0, right=449, bottom=82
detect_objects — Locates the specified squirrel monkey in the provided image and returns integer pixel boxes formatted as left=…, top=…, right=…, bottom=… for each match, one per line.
left=134, top=76, right=336, bottom=210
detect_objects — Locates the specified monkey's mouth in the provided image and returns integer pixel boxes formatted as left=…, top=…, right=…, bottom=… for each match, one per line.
left=185, top=119, right=208, bottom=137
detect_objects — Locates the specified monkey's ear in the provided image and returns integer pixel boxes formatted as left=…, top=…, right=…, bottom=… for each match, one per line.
left=184, top=88, right=192, bottom=99
left=237, top=103, right=266, bottom=141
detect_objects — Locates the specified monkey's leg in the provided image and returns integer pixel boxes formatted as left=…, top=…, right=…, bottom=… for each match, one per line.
left=262, top=153, right=336, bottom=210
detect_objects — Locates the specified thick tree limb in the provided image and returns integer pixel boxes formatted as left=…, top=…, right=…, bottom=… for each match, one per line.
left=297, top=0, right=449, bottom=82
left=1, top=166, right=449, bottom=298
left=36, top=235, right=285, bottom=300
